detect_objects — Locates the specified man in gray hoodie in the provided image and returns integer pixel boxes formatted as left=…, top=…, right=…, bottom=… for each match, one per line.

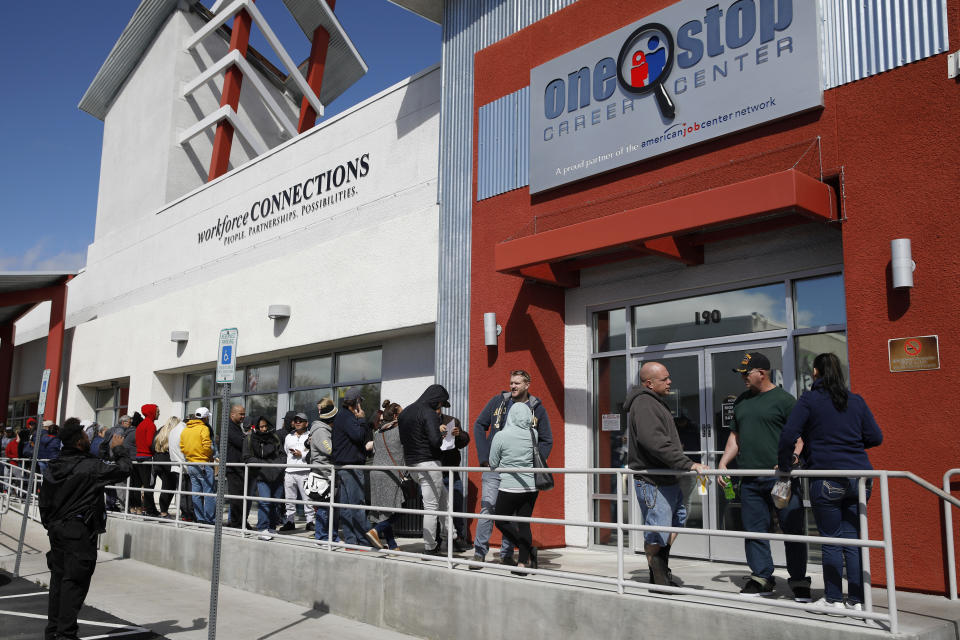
left=625, top=361, right=708, bottom=586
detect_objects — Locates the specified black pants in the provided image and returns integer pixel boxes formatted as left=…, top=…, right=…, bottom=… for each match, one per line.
left=226, top=467, right=250, bottom=526
left=156, top=466, right=178, bottom=514
left=45, top=520, right=97, bottom=640
left=133, top=459, right=158, bottom=515
left=494, top=490, right=538, bottom=563
left=179, top=470, right=195, bottom=521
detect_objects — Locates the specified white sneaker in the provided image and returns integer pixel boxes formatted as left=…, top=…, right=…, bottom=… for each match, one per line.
left=257, top=532, right=273, bottom=541
left=845, top=601, right=865, bottom=620
left=811, top=597, right=845, bottom=616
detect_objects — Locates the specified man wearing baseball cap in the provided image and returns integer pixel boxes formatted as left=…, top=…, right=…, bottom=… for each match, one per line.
left=718, top=352, right=810, bottom=601
left=180, top=407, right=216, bottom=524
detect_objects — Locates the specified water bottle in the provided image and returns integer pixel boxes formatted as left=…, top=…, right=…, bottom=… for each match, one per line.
left=722, top=476, right=736, bottom=500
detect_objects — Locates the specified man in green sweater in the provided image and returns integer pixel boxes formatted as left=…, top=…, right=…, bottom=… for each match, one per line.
left=718, top=352, right=810, bottom=601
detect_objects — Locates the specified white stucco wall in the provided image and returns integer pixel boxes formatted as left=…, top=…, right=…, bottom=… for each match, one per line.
left=95, top=8, right=303, bottom=243
left=13, top=64, right=441, bottom=421
left=563, top=224, right=843, bottom=547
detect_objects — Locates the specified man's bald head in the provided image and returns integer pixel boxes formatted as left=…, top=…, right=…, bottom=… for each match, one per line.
left=640, top=361, right=672, bottom=396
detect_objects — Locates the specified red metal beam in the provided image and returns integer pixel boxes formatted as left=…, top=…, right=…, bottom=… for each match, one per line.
left=514, top=263, right=580, bottom=288
left=639, top=236, right=704, bottom=265
left=208, top=4, right=254, bottom=181
left=0, top=284, right=64, bottom=307
left=494, top=169, right=836, bottom=273
left=0, top=324, right=14, bottom=425
left=42, top=284, right=67, bottom=422
left=297, top=0, right=335, bottom=132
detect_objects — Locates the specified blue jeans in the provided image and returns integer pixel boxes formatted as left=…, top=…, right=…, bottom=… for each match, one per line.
left=336, top=469, right=367, bottom=545
left=315, top=471, right=340, bottom=542
left=811, top=477, right=872, bottom=604
left=187, top=464, right=215, bottom=524
left=474, top=471, right=515, bottom=558
left=634, top=478, right=686, bottom=547
left=255, top=479, right=283, bottom=532
left=740, top=477, right=807, bottom=585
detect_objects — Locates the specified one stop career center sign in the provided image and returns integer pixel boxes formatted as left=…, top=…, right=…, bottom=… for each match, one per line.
left=529, top=0, right=823, bottom=193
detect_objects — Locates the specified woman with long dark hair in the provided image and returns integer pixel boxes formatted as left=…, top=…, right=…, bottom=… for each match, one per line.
left=367, top=400, right=405, bottom=549
left=778, top=353, right=883, bottom=613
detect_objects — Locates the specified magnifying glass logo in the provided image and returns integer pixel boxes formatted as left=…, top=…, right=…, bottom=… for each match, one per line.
left=617, top=22, right=676, bottom=120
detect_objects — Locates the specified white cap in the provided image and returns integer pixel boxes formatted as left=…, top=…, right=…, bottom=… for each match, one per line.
left=195, top=407, right=211, bottom=420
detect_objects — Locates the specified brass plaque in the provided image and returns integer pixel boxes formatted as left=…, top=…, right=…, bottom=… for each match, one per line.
left=888, top=335, right=940, bottom=372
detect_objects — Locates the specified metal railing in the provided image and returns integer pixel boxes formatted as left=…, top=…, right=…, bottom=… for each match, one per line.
left=943, top=468, right=960, bottom=601
left=5, top=456, right=960, bottom=633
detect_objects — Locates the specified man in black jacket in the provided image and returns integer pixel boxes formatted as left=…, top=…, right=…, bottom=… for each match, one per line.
left=398, top=384, right=456, bottom=554
left=39, top=420, right=132, bottom=640
left=225, top=404, right=248, bottom=528
left=331, top=388, right=370, bottom=546
left=625, top=361, right=707, bottom=586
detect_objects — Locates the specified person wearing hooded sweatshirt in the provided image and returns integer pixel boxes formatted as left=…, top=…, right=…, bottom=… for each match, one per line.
left=133, top=403, right=160, bottom=518
left=36, top=421, right=62, bottom=473
left=180, top=407, right=216, bottom=524
left=398, top=383, right=456, bottom=554
left=39, top=419, right=131, bottom=640
left=243, top=415, right=285, bottom=540
left=488, top=403, right=540, bottom=572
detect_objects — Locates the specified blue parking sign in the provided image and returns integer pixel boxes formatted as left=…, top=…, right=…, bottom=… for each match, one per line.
left=221, top=345, right=232, bottom=364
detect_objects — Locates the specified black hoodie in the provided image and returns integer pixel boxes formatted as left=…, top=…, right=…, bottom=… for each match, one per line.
left=398, top=384, right=450, bottom=465
left=39, top=445, right=132, bottom=533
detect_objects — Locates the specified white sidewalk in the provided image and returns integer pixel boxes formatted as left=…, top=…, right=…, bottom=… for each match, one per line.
left=0, top=513, right=421, bottom=640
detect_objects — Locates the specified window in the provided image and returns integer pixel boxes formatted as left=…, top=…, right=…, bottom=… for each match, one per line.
left=94, top=385, right=129, bottom=428
left=6, top=397, right=39, bottom=431
left=632, top=283, right=787, bottom=347
left=184, top=365, right=278, bottom=428
left=185, top=347, right=383, bottom=427
left=289, top=348, right=382, bottom=418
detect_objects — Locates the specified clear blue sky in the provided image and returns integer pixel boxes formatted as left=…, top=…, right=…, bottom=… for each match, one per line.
left=0, top=1, right=440, bottom=272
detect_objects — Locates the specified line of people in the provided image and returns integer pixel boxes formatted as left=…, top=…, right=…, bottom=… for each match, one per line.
left=626, top=351, right=883, bottom=612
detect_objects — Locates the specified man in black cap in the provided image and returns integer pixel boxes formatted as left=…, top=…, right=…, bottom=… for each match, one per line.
left=718, top=351, right=810, bottom=601
left=39, top=418, right=132, bottom=640
left=398, top=383, right=456, bottom=555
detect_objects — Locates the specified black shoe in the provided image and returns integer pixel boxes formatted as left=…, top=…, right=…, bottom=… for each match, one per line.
left=453, top=539, right=472, bottom=553
left=791, top=584, right=812, bottom=603
left=740, top=578, right=775, bottom=597
left=499, top=556, right=517, bottom=567
left=421, top=545, right=442, bottom=559
left=278, top=521, right=296, bottom=533
left=304, top=521, right=316, bottom=532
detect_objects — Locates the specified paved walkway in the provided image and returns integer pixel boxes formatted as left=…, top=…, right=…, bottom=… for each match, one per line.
left=0, top=512, right=422, bottom=640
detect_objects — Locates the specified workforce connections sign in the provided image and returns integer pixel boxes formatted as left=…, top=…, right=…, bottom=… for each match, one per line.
left=529, top=0, right=823, bottom=193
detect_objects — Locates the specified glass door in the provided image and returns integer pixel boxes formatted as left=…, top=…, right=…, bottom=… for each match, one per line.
left=629, top=350, right=708, bottom=557
left=703, top=342, right=787, bottom=562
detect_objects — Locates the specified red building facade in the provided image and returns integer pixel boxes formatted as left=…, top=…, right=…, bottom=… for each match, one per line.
left=467, top=0, right=959, bottom=593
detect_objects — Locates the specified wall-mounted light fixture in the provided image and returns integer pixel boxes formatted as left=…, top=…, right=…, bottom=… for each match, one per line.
left=891, top=238, right=915, bottom=289
left=483, top=312, right=502, bottom=346
left=170, top=330, right=189, bottom=343
left=268, top=304, right=291, bottom=320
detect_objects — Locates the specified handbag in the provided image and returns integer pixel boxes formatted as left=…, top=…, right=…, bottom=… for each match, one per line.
left=528, top=426, right=554, bottom=491
left=304, top=471, right=331, bottom=501
left=381, top=432, right=419, bottom=502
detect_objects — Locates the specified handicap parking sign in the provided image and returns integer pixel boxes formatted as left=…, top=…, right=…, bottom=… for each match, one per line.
left=216, top=329, right=238, bottom=384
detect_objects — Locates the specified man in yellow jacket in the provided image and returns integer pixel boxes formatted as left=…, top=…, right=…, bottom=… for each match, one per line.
left=180, top=407, right=216, bottom=524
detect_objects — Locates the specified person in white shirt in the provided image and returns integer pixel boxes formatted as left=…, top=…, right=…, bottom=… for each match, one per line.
left=279, top=413, right=315, bottom=532
left=167, top=419, right=193, bottom=522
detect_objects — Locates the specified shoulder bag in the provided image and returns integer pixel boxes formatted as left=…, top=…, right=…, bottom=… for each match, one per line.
left=529, top=426, right=554, bottom=491
left=382, top=432, right=419, bottom=501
